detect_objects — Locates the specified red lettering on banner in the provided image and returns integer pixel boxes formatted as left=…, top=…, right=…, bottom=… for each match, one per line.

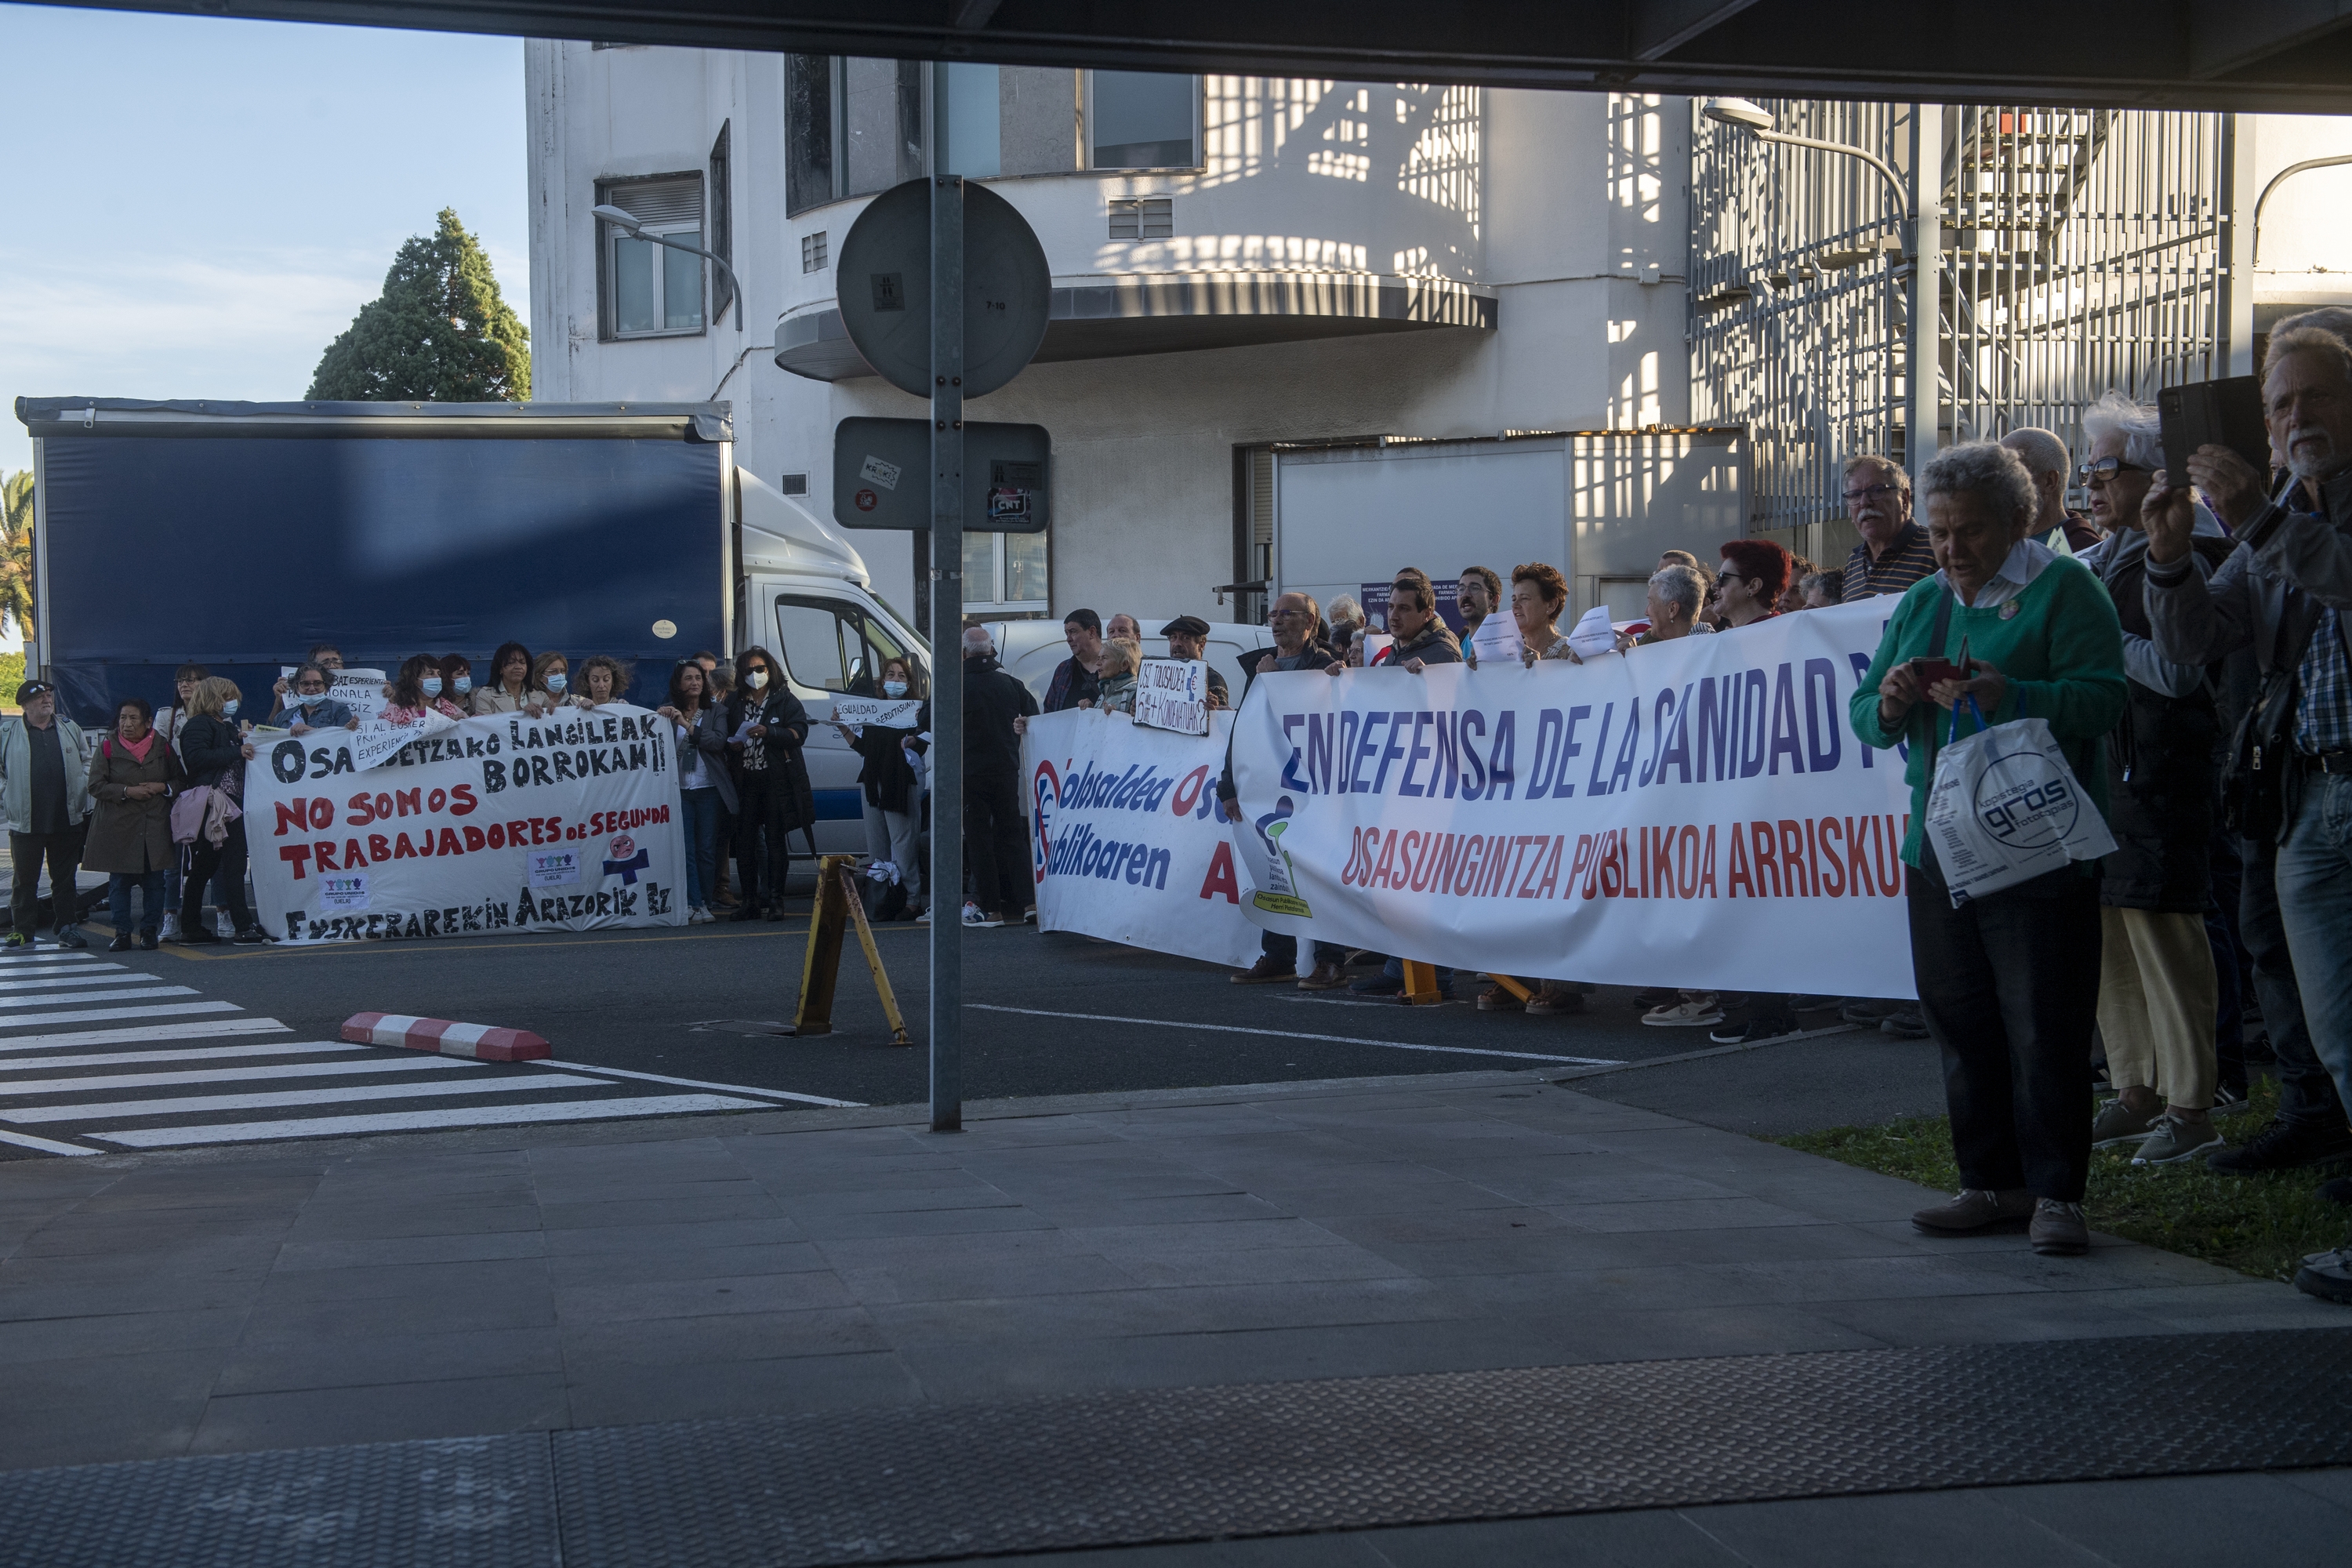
left=1750, top=821, right=1781, bottom=897
left=1727, top=821, right=1755, bottom=898
left=1778, top=820, right=1808, bottom=897
left=343, top=839, right=368, bottom=869
left=368, top=833, right=392, bottom=863
left=450, top=784, right=477, bottom=817
left=278, top=844, right=312, bottom=879
left=1200, top=841, right=1240, bottom=904
left=437, top=827, right=463, bottom=857
left=314, top=840, right=340, bottom=872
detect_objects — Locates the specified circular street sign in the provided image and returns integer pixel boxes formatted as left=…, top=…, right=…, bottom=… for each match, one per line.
left=836, top=178, right=1051, bottom=399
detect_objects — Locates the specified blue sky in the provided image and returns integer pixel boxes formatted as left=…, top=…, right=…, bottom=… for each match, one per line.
left=0, top=4, right=528, bottom=476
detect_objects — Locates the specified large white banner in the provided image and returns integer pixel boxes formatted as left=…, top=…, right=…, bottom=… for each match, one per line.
left=1023, top=708, right=1265, bottom=969
left=1228, top=601, right=1920, bottom=999
left=247, top=705, right=688, bottom=945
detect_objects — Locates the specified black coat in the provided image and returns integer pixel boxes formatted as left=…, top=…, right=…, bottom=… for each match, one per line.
left=177, top=714, right=248, bottom=791
left=725, top=688, right=816, bottom=833
left=2097, top=532, right=2232, bottom=912
left=960, top=655, right=1038, bottom=779
left=851, top=720, right=922, bottom=814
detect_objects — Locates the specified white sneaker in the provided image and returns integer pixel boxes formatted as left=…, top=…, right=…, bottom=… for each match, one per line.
left=688, top=906, right=713, bottom=925
left=961, top=903, right=1003, bottom=929
left=158, top=913, right=181, bottom=942
left=916, top=909, right=932, bottom=924
left=1643, top=996, right=1725, bottom=1027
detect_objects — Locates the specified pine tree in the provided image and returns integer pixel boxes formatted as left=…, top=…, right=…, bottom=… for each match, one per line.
left=307, top=209, right=531, bottom=401
left=0, top=470, right=34, bottom=643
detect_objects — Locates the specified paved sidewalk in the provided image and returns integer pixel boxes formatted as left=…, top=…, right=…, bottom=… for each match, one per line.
left=2, top=1069, right=2345, bottom=1560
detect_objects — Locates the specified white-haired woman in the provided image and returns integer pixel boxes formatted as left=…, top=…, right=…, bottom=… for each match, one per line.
left=1850, top=441, right=2126, bottom=1258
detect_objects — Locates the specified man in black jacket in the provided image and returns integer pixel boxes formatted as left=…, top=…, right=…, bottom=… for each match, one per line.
left=960, top=626, right=1039, bottom=927
left=1222, top=593, right=1347, bottom=988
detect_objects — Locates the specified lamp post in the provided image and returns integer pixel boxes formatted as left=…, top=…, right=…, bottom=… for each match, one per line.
left=590, top=203, right=744, bottom=332
left=1703, top=96, right=1940, bottom=474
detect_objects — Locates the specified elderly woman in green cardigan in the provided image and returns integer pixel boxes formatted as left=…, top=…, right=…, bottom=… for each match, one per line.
left=1849, top=441, right=2126, bottom=1260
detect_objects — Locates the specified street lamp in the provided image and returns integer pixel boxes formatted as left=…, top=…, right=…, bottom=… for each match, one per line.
left=1701, top=96, right=1940, bottom=474
left=591, top=203, right=744, bottom=332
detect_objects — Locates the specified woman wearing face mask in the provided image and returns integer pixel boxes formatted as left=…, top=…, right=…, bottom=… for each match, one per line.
left=724, top=647, right=811, bottom=921
left=281, top=662, right=360, bottom=735
left=85, top=697, right=183, bottom=952
left=527, top=652, right=570, bottom=717
left=440, top=655, right=476, bottom=715
left=656, top=659, right=734, bottom=924
left=472, top=642, right=534, bottom=716
left=572, top=655, right=630, bottom=710
left=176, top=677, right=265, bottom=945
left=379, top=657, right=447, bottom=724
left=833, top=655, right=927, bottom=921
left=151, top=662, right=209, bottom=942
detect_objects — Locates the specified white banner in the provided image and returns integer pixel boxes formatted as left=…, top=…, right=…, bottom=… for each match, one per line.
left=281, top=666, right=393, bottom=723
left=1228, top=601, right=1919, bottom=999
left=1022, top=707, right=1264, bottom=970
left=247, top=704, right=687, bottom=945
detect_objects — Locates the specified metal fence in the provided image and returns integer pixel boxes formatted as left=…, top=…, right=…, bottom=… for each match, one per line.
left=1690, top=100, right=2230, bottom=535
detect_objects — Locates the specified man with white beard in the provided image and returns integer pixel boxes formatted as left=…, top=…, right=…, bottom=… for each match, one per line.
left=2146, top=323, right=2352, bottom=1306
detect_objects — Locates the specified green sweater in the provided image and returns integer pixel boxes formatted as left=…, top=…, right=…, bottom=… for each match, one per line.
left=1848, top=558, right=2126, bottom=869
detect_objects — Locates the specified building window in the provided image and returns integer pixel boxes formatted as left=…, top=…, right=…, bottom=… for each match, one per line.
left=1107, top=197, right=1174, bottom=241
left=801, top=230, right=829, bottom=273
left=786, top=55, right=925, bottom=216
left=962, top=529, right=1049, bottom=615
left=597, top=175, right=703, bottom=339
left=1087, top=71, right=1200, bottom=169
left=938, top=62, right=1002, bottom=177
left=708, top=123, right=734, bottom=324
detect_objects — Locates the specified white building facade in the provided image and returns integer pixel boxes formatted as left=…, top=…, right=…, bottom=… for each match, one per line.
left=524, top=43, right=1690, bottom=630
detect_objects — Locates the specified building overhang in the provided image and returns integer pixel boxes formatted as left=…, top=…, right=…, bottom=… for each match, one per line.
left=775, top=273, right=1495, bottom=383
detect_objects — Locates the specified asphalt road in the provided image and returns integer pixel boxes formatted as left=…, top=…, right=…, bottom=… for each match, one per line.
left=92, top=903, right=1946, bottom=1131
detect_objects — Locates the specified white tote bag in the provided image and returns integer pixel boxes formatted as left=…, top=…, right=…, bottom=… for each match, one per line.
left=1922, top=695, right=2116, bottom=906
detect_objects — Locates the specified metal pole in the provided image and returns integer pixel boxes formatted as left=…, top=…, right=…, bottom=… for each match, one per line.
left=1907, top=103, right=1944, bottom=474
left=928, top=173, right=965, bottom=1134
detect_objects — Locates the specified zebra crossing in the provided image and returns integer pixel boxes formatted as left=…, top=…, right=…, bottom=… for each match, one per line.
left=0, top=948, right=860, bottom=1158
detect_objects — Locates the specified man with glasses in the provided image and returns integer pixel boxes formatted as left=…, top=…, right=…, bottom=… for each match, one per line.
left=1225, top=593, right=1345, bottom=989
left=1838, top=455, right=1937, bottom=602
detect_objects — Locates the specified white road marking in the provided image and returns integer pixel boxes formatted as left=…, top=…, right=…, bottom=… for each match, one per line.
left=965, top=1003, right=1626, bottom=1067
left=0, top=1128, right=98, bottom=1156
left=9, top=1073, right=618, bottom=1123
left=0, top=986, right=196, bottom=1011
left=0, top=1057, right=476, bottom=1095
left=0, top=1002, right=244, bottom=1029
left=0, top=1019, right=290, bottom=1054
left=535, top=1059, right=863, bottom=1108
left=0, top=971, right=152, bottom=992
left=0, top=1041, right=365, bottom=1072
left=0, top=953, right=114, bottom=966
left=93, top=1094, right=775, bottom=1147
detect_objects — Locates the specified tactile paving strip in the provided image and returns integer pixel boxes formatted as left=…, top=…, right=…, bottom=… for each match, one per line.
left=0, top=1432, right=555, bottom=1568
left=5, top=1331, right=2349, bottom=1566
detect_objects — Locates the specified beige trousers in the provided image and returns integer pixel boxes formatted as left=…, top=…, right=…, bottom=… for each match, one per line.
left=2096, top=906, right=2218, bottom=1112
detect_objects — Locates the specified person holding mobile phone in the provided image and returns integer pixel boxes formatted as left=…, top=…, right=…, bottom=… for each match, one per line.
left=1853, top=441, right=2126, bottom=1260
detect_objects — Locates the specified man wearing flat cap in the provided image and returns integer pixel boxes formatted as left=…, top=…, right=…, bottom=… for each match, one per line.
left=1159, top=616, right=1229, bottom=708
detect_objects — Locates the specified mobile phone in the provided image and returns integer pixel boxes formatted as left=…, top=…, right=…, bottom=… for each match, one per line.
left=2159, top=376, right=2267, bottom=482
left=1911, top=655, right=1969, bottom=689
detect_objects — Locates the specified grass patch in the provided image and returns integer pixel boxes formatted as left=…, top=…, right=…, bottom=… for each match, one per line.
left=1772, top=1078, right=2350, bottom=1283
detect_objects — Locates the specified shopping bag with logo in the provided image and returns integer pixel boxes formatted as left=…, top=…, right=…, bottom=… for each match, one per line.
left=1922, top=693, right=2115, bottom=906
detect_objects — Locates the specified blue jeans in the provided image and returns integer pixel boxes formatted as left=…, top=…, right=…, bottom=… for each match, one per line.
left=109, top=870, right=167, bottom=937
left=2241, top=831, right=2342, bottom=1129
left=681, top=787, right=720, bottom=908
left=2276, top=771, right=2352, bottom=1116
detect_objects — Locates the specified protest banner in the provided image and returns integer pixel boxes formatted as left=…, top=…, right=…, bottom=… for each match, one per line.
left=1226, top=601, right=1919, bottom=999
left=1022, top=707, right=1263, bottom=970
left=280, top=666, right=393, bottom=724
left=247, top=704, right=688, bottom=945
left=1133, top=659, right=1210, bottom=735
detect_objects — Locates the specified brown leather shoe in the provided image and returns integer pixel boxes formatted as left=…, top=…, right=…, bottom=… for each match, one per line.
left=1911, top=1187, right=2034, bottom=1236
left=1475, top=983, right=1524, bottom=1011
left=1525, top=985, right=1584, bottom=1016
left=1230, top=955, right=1292, bottom=985
left=1297, top=962, right=1346, bottom=990
left=2030, top=1199, right=2090, bottom=1255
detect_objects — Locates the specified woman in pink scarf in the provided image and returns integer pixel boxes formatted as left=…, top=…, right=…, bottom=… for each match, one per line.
left=84, top=696, right=183, bottom=951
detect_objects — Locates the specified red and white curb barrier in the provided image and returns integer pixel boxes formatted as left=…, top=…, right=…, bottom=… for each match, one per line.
left=342, top=1012, right=552, bottom=1062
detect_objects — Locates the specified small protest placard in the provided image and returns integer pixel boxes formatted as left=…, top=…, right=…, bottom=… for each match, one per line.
left=1134, top=659, right=1210, bottom=736
left=281, top=666, right=391, bottom=723
left=1469, top=614, right=1523, bottom=668
left=832, top=697, right=924, bottom=730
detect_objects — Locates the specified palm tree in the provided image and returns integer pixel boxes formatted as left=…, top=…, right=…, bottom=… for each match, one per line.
left=0, top=470, right=33, bottom=643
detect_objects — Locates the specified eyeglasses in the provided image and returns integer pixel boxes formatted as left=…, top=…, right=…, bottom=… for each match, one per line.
left=1842, top=482, right=1903, bottom=506
left=1266, top=606, right=1308, bottom=622
left=2078, top=457, right=2152, bottom=485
